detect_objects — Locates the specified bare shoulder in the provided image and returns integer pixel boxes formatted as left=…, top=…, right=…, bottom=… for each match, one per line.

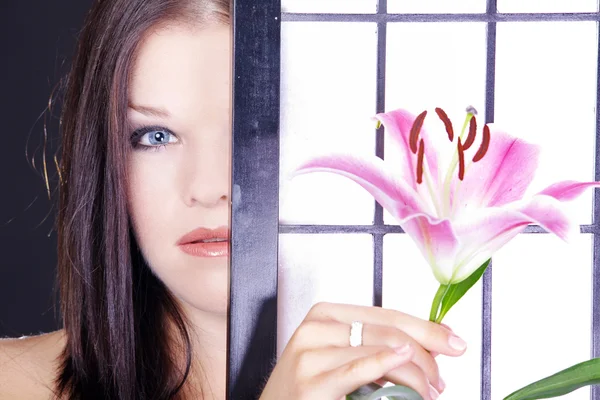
left=0, top=329, right=66, bottom=399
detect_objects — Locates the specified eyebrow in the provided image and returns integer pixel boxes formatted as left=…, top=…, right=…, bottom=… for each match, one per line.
left=128, top=103, right=171, bottom=118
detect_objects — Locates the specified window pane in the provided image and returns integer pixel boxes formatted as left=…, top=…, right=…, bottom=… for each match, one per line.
left=277, top=234, right=374, bottom=356
left=280, top=22, right=378, bottom=225
left=385, top=23, right=487, bottom=112
left=282, top=0, right=376, bottom=14
left=383, top=234, right=483, bottom=400
left=388, top=0, right=485, bottom=14
left=492, top=235, right=592, bottom=400
left=495, top=22, right=597, bottom=224
left=498, top=0, right=598, bottom=13
left=383, top=22, right=487, bottom=224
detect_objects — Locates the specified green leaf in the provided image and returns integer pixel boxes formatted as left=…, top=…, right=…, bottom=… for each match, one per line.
left=347, top=383, right=385, bottom=400
left=366, top=385, right=423, bottom=400
left=503, top=358, right=600, bottom=400
left=435, top=259, right=491, bottom=323
left=347, top=384, right=423, bottom=400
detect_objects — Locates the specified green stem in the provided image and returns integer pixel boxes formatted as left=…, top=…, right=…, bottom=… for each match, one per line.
left=435, top=307, right=449, bottom=324
left=429, top=284, right=449, bottom=322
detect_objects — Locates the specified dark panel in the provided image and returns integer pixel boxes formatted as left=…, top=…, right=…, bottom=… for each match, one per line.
left=228, top=0, right=281, bottom=398
left=0, top=0, right=94, bottom=337
left=592, top=16, right=600, bottom=400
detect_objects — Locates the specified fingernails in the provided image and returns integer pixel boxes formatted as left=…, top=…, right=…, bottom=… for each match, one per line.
left=393, top=344, right=412, bottom=356
left=429, top=385, right=440, bottom=400
left=448, top=333, right=467, bottom=351
left=438, top=376, right=446, bottom=392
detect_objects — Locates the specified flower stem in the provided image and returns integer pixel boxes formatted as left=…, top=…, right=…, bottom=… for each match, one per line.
left=429, top=284, right=449, bottom=322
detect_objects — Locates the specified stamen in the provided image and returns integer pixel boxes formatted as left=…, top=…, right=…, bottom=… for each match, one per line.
left=376, top=120, right=382, bottom=129
left=435, top=107, right=454, bottom=142
left=416, top=138, right=425, bottom=184
left=473, top=124, right=491, bottom=162
left=410, top=110, right=428, bottom=154
left=466, top=105, right=478, bottom=116
left=458, top=138, right=465, bottom=181
left=463, top=115, right=477, bottom=150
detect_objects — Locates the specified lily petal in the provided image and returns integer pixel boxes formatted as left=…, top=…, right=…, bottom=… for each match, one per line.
left=538, top=180, right=600, bottom=202
left=454, top=129, right=540, bottom=210
left=293, top=153, right=429, bottom=216
left=292, top=106, right=600, bottom=289
left=398, top=213, right=459, bottom=284
left=452, top=208, right=530, bottom=282
left=375, top=109, right=440, bottom=188
left=515, top=194, right=577, bottom=241
left=452, top=195, right=575, bottom=282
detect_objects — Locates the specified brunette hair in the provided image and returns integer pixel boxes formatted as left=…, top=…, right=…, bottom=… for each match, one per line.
left=54, top=0, right=229, bottom=398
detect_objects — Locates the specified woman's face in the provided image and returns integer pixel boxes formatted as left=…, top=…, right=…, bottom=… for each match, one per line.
left=126, top=24, right=231, bottom=316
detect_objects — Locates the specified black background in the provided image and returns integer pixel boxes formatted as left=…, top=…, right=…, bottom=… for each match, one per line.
left=0, top=1, right=93, bottom=337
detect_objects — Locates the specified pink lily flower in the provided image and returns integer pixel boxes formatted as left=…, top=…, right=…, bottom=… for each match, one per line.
left=294, top=107, right=600, bottom=284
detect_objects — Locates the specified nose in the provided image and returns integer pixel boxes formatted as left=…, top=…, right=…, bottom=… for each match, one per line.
left=181, top=140, right=230, bottom=209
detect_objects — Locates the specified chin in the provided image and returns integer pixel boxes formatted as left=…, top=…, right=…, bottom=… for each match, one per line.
left=181, top=291, right=229, bottom=317
left=155, top=261, right=229, bottom=317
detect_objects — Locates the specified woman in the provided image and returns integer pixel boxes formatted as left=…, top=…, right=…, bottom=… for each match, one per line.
left=0, top=0, right=467, bottom=398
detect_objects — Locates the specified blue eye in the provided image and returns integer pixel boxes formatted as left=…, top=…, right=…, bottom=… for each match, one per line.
left=130, top=126, right=179, bottom=151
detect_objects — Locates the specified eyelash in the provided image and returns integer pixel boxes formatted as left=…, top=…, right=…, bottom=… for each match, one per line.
left=130, top=125, right=178, bottom=152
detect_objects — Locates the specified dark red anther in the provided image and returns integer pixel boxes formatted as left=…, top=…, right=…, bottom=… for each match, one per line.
left=473, top=124, right=491, bottom=162
left=416, top=138, right=425, bottom=184
left=435, top=107, right=454, bottom=142
left=410, top=110, right=427, bottom=154
left=458, top=138, right=465, bottom=181
left=463, top=115, right=477, bottom=150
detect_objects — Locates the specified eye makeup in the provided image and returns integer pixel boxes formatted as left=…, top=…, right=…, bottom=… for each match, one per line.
left=129, top=125, right=179, bottom=152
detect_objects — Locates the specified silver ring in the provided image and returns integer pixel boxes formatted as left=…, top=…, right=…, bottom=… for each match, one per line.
left=349, top=321, right=363, bottom=347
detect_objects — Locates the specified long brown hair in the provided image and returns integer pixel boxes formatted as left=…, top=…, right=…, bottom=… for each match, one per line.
left=54, top=0, right=229, bottom=398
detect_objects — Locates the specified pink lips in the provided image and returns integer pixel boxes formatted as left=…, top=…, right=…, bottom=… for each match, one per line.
left=177, top=226, right=230, bottom=257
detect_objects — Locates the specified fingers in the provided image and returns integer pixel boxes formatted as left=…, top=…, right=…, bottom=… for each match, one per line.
left=290, top=318, right=444, bottom=392
left=365, top=324, right=443, bottom=392
left=289, top=319, right=347, bottom=349
left=431, top=323, right=454, bottom=358
left=314, top=345, right=417, bottom=399
left=313, top=346, right=439, bottom=400
left=297, top=342, right=442, bottom=394
left=385, top=362, right=440, bottom=400
left=306, top=302, right=467, bottom=357
left=262, top=303, right=467, bottom=400
left=294, top=345, right=406, bottom=376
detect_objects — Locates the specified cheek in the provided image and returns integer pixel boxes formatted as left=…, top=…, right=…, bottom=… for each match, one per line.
left=126, top=154, right=229, bottom=314
left=127, top=155, right=178, bottom=255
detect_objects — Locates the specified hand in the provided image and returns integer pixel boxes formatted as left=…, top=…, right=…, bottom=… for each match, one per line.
left=259, top=302, right=467, bottom=400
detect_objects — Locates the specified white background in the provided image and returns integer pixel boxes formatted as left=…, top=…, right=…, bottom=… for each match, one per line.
left=278, top=2, right=598, bottom=399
